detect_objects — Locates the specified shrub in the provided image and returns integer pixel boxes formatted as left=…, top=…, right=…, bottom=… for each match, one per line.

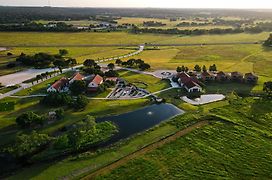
left=16, top=112, right=44, bottom=128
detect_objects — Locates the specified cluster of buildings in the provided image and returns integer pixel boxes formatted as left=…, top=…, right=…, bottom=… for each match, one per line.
left=47, top=72, right=105, bottom=93
left=176, top=71, right=258, bottom=93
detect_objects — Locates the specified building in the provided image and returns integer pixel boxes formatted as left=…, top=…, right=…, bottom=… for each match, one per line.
left=184, top=81, right=202, bottom=93
left=216, top=71, right=229, bottom=81
left=88, top=75, right=104, bottom=91
left=244, top=73, right=258, bottom=84
left=47, top=77, right=69, bottom=93
left=201, top=71, right=215, bottom=81
left=231, top=72, right=243, bottom=82
left=69, top=72, right=85, bottom=84
left=177, top=72, right=202, bottom=93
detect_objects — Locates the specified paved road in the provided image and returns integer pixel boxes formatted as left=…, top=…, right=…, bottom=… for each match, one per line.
left=0, top=45, right=144, bottom=100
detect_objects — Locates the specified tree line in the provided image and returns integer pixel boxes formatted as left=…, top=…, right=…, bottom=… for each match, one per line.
left=131, top=24, right=272, bottom=35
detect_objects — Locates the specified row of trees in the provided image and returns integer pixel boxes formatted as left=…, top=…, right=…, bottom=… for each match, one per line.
left=176, top=64, right=217, bottom=73
left=16, top=49, right=76, bottom=69
left=131, top=25, right=271, bottom=35
left=115, top=58, right=151, bottom=71
left=0, top=22, right=78, bottom=32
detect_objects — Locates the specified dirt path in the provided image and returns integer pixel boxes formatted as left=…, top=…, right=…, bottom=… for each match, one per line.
left=81, top=120, right=209, bottom=180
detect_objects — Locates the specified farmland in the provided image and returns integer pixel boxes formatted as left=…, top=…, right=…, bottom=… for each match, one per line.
left=0, top=7, right=272, bottom=179
left=95, top=97, right=272, bottom=179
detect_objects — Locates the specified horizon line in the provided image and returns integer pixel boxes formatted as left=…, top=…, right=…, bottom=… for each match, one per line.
left=1, top=5, right=272, bottom=10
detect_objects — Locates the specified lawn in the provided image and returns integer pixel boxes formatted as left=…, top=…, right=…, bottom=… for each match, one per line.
left=96, top=97, right=272, bottom=179
left=118, top=70, right=170, bottom=93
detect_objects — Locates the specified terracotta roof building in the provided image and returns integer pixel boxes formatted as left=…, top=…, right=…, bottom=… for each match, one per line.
left=47, top=77, right=69, bottom=92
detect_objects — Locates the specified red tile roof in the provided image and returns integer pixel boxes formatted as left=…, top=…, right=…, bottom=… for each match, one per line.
left=71, top=72, right=85, bottom=81
left=91, top=75, right=103, bottom=85
left=184, top=80, right=200, bottom=89
left=51, top=77, right=68, bottom=91
left=201, top=71, right=211, bottom=77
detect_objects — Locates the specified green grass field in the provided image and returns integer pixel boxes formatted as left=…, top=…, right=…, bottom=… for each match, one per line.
left=96, top=97, right=272, bottom=179
left=117, top=17, right=232, bottom=30
left=118, top=70, right=170, bottom=92
left=0, top=32, right=268, bottom=46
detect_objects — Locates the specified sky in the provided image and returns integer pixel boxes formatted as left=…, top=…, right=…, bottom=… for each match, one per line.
left=0, top=0, right=272, bottom=9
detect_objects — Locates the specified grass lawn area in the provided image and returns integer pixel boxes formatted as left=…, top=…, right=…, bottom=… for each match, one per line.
left=96, top=98, right=272, bottom=179
left=118, top=70, right=170, bottom=93
left=205, top=82, right=256, bottom=94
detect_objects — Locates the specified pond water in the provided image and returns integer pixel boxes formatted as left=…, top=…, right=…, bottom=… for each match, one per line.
left=181, top=94, right=225, bottom=105
left=97, top=103, right=184, bottom=146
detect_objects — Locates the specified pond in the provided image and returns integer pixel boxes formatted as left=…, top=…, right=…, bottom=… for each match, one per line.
left=181, top=94, right=225, bottom=105
left=97, top=103, right=184, bottom=146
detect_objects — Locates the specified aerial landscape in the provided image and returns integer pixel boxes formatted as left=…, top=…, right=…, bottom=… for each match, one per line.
left=0, top=0, right=271, bottom=179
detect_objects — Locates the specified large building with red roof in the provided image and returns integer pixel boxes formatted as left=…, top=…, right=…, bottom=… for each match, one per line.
left=47, top=77, right=69, bottom=93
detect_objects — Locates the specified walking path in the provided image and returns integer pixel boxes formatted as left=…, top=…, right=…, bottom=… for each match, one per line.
left=65, top=121, right=209, bottom=179
left=0, top=45, right=144, bottom=100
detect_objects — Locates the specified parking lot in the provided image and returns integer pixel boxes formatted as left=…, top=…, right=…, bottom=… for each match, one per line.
left=107, top=82, right=149, bottom=99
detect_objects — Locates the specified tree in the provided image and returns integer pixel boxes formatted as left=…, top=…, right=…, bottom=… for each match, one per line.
left=185, top=67, right=189, bottom=72
left=53, top=135, right=69, bottom=150
left=176, top=66, right=182, bottom=73
left=41, top=92, right=73, bottom=107
left=127, top=59, right=135, bottom=67
left=181, top=65, right=186, bottom=72
left=194, top=64, right=201, bottom=72
left=71, top=95, right=89, bottom=110
left=83, top=59, right=96, bottom=67
left=209, top=64, right=217, bottom=71
left=263, top=33, right=272, bottom=47
left=55, top=108, right=64, bottom=120
left=70, top=80, right=86, bottom=95
left=105, top=70, right=119, bottom=77
left=263, top=81, right=272, bottom=95
left=202, top=65, right=207, bottom=72
left=16, top=112, right=44, bottom=128
left=36, top=74, right=42, bottom=83
left=115, top=59, right=122, bottom=65
left=139, top=63, right=151, bottom=71
left=59, top=49, right=68, bottom=56
left=107, top=63, right=115, bottom=70
left=8, top=131, right=51, bottom=158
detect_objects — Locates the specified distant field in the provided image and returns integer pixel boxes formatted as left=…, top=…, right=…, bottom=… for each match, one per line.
left=124, top=44, right=272, bottom=78
left=0, top=32, right=269, bottom=46
left=117, top=17, right=232, bottom=30
left=0, top=47, right=134, bottom=64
